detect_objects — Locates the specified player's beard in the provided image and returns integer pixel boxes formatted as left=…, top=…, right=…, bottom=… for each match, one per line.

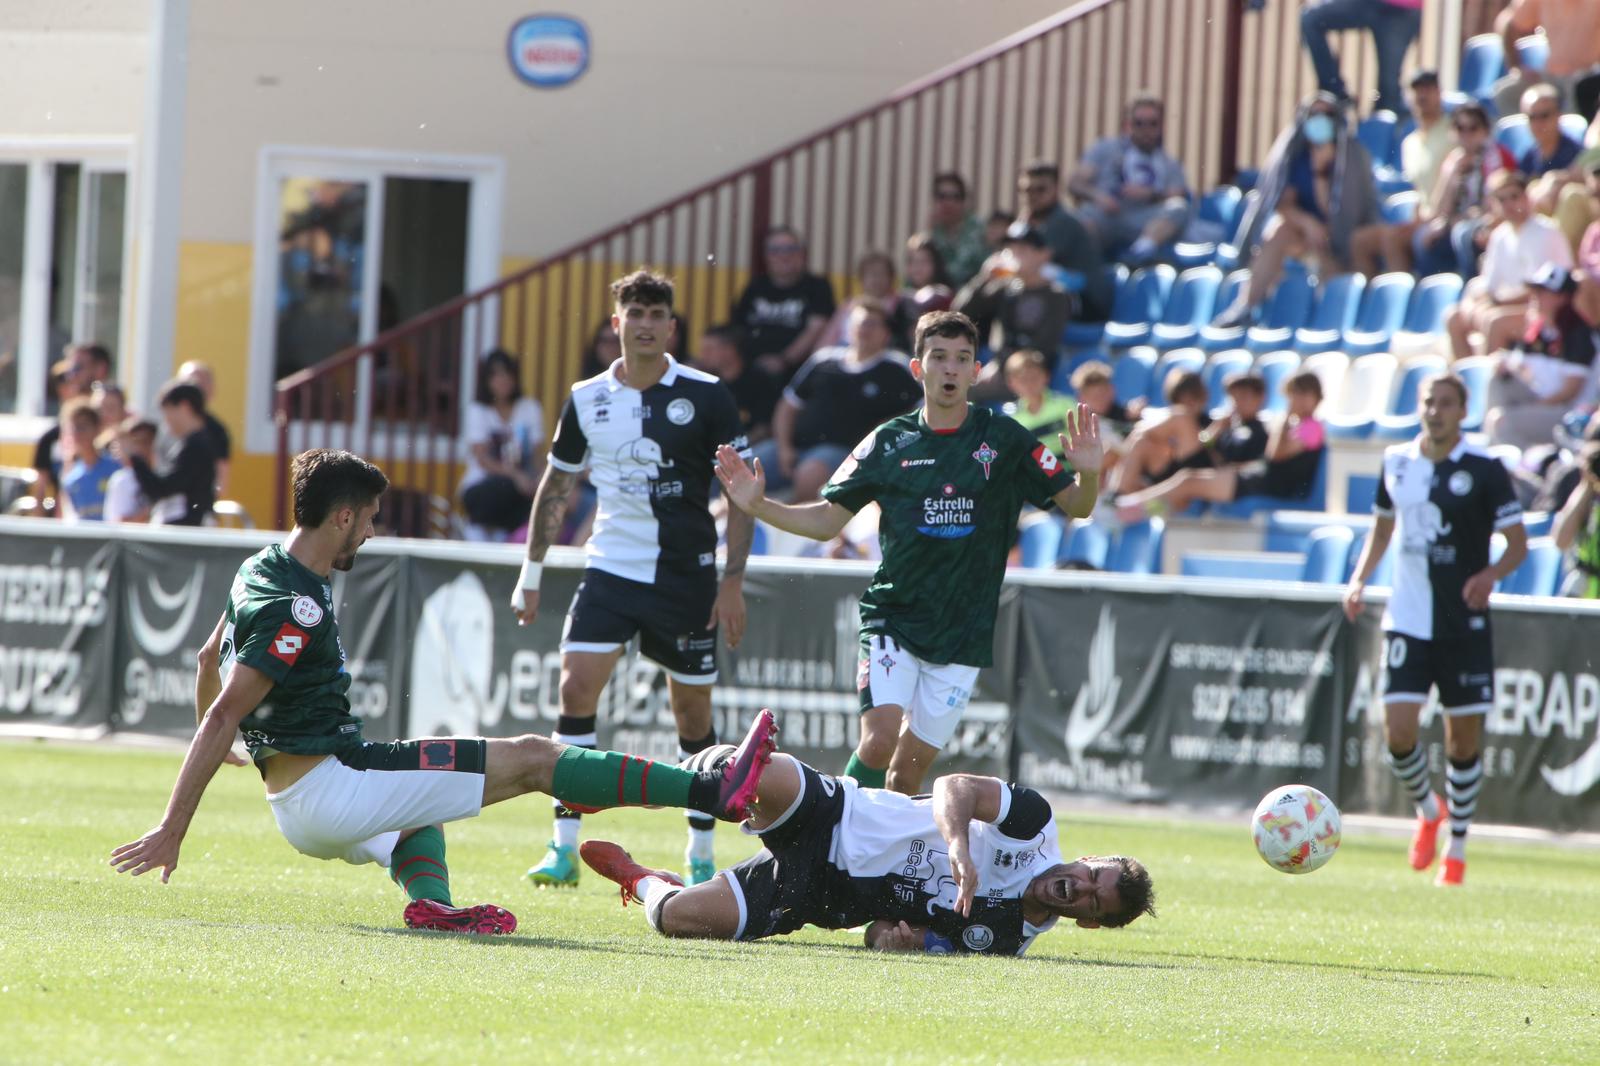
left=332, top=529, right=363, bottom=571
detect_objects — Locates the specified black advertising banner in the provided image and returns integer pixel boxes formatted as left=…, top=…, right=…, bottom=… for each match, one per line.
left=329, top=554, right=407, bottom=743
left=402, top=554, right=1010, bottom=777
left=1012, top=583, right=1344, bottom=806
left=1339, top=602, right=1600, bottom=831
left=0, top=533, right=117, bottom=730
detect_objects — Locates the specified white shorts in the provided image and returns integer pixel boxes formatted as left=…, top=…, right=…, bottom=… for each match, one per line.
left=266, top=748, right=485, bottom=867
left=857, top=632, right=979, bottom=750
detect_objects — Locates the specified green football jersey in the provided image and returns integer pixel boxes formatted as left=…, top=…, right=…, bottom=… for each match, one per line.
left=218, top=544, right=361, bottom=763
left=821, top=405, right=1076, bottom=667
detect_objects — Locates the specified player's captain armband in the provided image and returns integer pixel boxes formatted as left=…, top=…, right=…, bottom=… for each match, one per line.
left=924, top=930, right=955, bottom=954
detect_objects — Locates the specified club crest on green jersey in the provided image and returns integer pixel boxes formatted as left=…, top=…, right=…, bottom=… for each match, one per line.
left=972, top=441, right=998, bottom=479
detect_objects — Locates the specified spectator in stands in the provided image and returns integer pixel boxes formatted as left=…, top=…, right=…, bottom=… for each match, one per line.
left=70, top=342, right=113, bottom=387
left=1017, top=161, right=1111, bottom=320
left=1519, top=84, right=1587, bottom=226
left=1114, top=371, right=1326, bottom=522
left=820, top=251, right=913, bottom=352
left=983, top=209, right=1015, bottom=252
left=103, top=416, right=157, bottom=524
left=1410, top=102, right=1518, bottom=279
left=29, top=357, right=85, bottom=516
left=92, top=382, right=128, bottom=432
left=1445, top=170, right=1574, bottom=361
left=953, top=221, right=1075, bottom=401
left=694, top=324, right=782, bottom=444
left=129, top=380, right=217, bottom=526
left=1212, top=93, right=1379, bottom=329
left=579, top=319, right=621, bottom=380
left=731, top=226, right=836, bottom=379
left=922, top=172, right=988, bottom=286
left=755, top=302, right=918, bottom=502
left=1109, top=370, right=1213, bottom=496
left=1002, top=349, right=1076, bottom=457
left=56, top=399, right=120, bottom=523
left=1492, top=0, right=1600, bottom=121
left=1300, top=0, right=1423, bottom=117
left=1485, top=263, right=1598, bottom=448
left=177, top=359, right=233, bottom=496
left=1554, top=439, right=1600, bottom=597
left=1067, top=92, right=1191, bottom=265
left=902, top=234, right=955, bottom=320
left=1071, top=360, right=1133, bottom=431
left=1402, top=71, right=1453, bottom=199
left=1198, top=371, right=1272, bottom=467
left=459, top=349, right=544, bottom=541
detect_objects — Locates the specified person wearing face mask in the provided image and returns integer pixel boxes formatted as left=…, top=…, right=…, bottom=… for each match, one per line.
left=1211, top=93, right=1380, bottom=329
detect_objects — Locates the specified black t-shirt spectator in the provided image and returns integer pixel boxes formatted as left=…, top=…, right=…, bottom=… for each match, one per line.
left=1211, top=416, right=1270, bottom=464
left=1036, top=202, right=1110, bottom=321
left=724, top=366, right=784, bottom=440
left=953, top=277, right=1075, bottom=368
left=732, top=274, right=836, bottom=360
left=131, top=429, right=217, bottom=526
left=785, top=349, right=920, bottom=450
left=202, top=411, right=232, bottom=462
left=31, top=425, right=63, bottom=487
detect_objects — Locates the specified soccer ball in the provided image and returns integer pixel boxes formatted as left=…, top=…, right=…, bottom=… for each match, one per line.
left=1251, top=784, right=1341, bottom=874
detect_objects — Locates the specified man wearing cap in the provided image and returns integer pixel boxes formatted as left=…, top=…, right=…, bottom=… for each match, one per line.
left=1485, top=262, right=1599, bottom=449
left=953, top=221, right=1076, bottom=401
left=1067, top=93, right=1191, bottom=265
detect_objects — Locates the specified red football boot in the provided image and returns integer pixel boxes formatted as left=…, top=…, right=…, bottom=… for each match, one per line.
left=710, top=708, right=778, bottom=822
left=1435, top=856, right=1465, bottom=886
left=1409, top=794, right=1447, bottom=871
left=579, top=840, right=684, bottom=907
left=403, top=898, right=518, bottom=934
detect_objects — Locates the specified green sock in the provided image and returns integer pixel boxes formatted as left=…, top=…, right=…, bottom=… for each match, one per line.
left=390, top=825, right=451, bottom=905
left=844, top=752, right=887, bottom=789
left=551, top=747, right=699, bottom=811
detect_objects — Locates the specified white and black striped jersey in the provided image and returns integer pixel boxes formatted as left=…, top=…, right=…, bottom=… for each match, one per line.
left=1375, top=437, right=1523, bottom=641
left=549, top=355, right=750, bottom=585
left=829, top=780, right=1063, bottom=956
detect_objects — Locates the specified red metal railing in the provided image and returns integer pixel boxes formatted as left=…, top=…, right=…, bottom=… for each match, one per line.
left=276, top=0, right=1476, bottom=532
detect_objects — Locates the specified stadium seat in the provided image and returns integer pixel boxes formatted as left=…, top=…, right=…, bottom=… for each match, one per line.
left=1323, top=352, right=1398, bottom=439
left=1063, top=264, right=1130, bottom=349
left=1061, top=519, right=1111, bottom=569
left=1150, top=347, right=1206, bottom=402
left=1107, top=516, right=1165, bottom=575
left=1380, top=191, right=1421, bottom=224
left=1180, top=551, right=1307, bottom=582
left=1018, top=515, right=1066, bottom=569
left=1052, top=347, right=1103, bottom=392
left=1500, top=536, right=1563, bottom=597
left=1342, top=272, right=1414, bottom=355
left=1373, top=354, right=1440, bottom=437
left=1454, top=355, right=1495, bottom=431
left=1212, top=447, right=1327, bottom=517
left=1302, top=526, right=1356, bottom=584
left=1346, top=473, right=1380, bottom=514
left=1174, top=186, right=1244, bottom=268
left=1390, top=274, right=1463, bottom=355
left=1253, top=350, right=1302, bottom=412
left=1150, top=266, right=1225, bottom=351
left=751, top=522, right=769, bottom=556
left=1213, top=189, right=1261, bottom=271
left=1197, top=270, right=1253, bottom=352
left=1516, top=33, right=1549, bottom=76
left=1201, top=349, right=1253, bottom=405
left=1300, top=350, right=1351, bottom=412
left=1294, top=273, right=1367, bottom=353
left=1495, top=115, right=1535, bottom=161
left=1103, top=265, right=1177, bottom=349
left=1524, top=510, right=1554, bottom=537
left=1346, top=531, right=1395, bottom=586
left=1109, top=347, right=1156, bottom=406
left=1265, top=510, right=1372, bottom=553
left=1561, top=113, right=1588, bottom=143
left=1458, top=34, right=1505, bottom=108
left=1244, top=263, right=1315, bottom=353
left=1357, top=112, right=1398, bottom=169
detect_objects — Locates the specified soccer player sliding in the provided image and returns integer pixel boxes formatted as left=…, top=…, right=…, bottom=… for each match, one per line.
left=716, top=310, right=1102, bottom=794
left=109, top=448, right=779, bottom=933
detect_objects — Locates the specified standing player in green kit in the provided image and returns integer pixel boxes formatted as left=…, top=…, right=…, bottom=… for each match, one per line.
left=109, top=448, right=778, bottom=932
left=716, top=310, right=1101, bottom=794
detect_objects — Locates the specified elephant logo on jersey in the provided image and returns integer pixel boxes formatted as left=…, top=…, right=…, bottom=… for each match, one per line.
left=615, top=438, right=676, bottom=497
left=1065, top=606, right=1121, bottom=757
left=410, top=571, right=505, bottom=737
left=1401, top=502, right=1452, bottom=553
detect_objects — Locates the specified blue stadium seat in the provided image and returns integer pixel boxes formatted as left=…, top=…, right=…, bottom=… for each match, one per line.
left=1495, top=115, right=1536, bottom=161
left=1197, top=270, right=1253, bottom=352
left=1180, top=552, right=1307, bottom=582
left=1346, top=473, right=1380, bottom=514
left=1372, top=354, right=1443, bottom=439
left=1357, top=112, right=1398, bottom=169
left=1111, top=347, right=1156, bottom=405
left=1202, top=349, right=1253, bottom=405
left=1149, top=348, right=1206, bottom=402
left=751, top=523, right=768, bottom=556
left=1458, top=34, right=1505, bottom=108
left=1294, top=273, right=1367, bottom=353
left=1524, top=510, right=1554, bottom=537
left=1380, top=191, right=1421, bottom=224
left=1213, top=190, right=1261, bottom=271
left=1390, top=274, right=1463, bottom=352
left=1019, top=516, right=1066, bottom=569
left=1244, top=264, right=1316, bottom=353
left=1342, top=272, right=1415, bottom=355
left=1454, top=355, right=1495, bottom=431
left=1254, top=350, right=1302, bottom=413
left=1517, top=33, right=1549, bottom=75
left=1562, top=113, right=1589, bottom=143
left=1500, top=537, right=1562, bottom=596
left=1174, top=187, right=1244, bottom=268
left=1346, top=531, right=1395, bottom=586
left=1103, top=265, right=1177, bottom=349
left=1302, top=526, right=1356, bottom=584
left=1151, top=266, right=1225, bottom=351
left=1265, top=511, right=1372, bottom=554
left=1375, top=173, right=1415, bottom=198
left=1322, top=351, right=1397, bottom=440
left=1107, top=516, right=1165, bottom=575
left=1063, top=264, right=1130, bottom=349
left=1061, top=519, right=1111, bottom=569
left=1051, top=347, right=1103, bottom=393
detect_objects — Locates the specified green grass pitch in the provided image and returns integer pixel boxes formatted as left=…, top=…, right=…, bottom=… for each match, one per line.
left=6, top=739, right=1600, bottom=1065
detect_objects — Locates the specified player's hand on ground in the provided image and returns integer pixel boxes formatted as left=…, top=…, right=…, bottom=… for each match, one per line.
left=1463, top=568, right=1496, bottom=610
left=950, top=841, right=979, bottom=917
left=511, top=587, right=540, bottom=627
left=1059, top=404, right=1102, bottom=475
left=710, top=578, right=747, bottom=649
left=714, top=445, right=765, bottom=514
left=110, top=824, right=184, bottom=882
left=1341, top=581, right=1365, bottom=622
left=869, top=920, right=929, bottom=952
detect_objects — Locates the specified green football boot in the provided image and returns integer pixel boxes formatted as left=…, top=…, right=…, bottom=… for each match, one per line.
left=526, top=841, right=580, bottom=888
left=686, top=857, right=717, bottom=886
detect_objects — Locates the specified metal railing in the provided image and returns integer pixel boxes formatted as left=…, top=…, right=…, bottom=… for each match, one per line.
left=275, top=0, right=1477, bottom=532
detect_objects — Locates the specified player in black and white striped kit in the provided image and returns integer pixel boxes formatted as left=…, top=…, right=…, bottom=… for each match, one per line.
left=1344, top=374, right=1527, bottom=887
left=509, top=270, right=755, bottom=888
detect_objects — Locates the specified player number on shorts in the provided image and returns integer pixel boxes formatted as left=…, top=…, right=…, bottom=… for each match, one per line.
left=1386, top=638, right=1406, bottom=669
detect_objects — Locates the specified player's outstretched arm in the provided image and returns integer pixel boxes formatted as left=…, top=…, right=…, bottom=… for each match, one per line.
left=1053, top=404, right=1102, bottom=519
left=1343, top=514, right=1395, bottom=621
left=194, top=612, right=246, bottom=766
left=864, top=920, right=933, bottom=953
left=109, top=662, right=275, bottom=882
left=512, top=465, right=579, bottom=625
left=714, top=444, right=853, bottom=541
left=931, top=774, right=1007, bottom=916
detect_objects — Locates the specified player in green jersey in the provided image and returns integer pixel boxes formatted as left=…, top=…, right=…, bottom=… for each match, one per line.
left=716, top=310, right=1101, bottom=794
left=110, top=448, right=779, bottom=933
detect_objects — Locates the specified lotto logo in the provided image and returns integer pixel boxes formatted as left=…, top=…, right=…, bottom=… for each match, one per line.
left=1032, top=444, right=1059, bottom=474
left=269, top=623, right=310, bottom=666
